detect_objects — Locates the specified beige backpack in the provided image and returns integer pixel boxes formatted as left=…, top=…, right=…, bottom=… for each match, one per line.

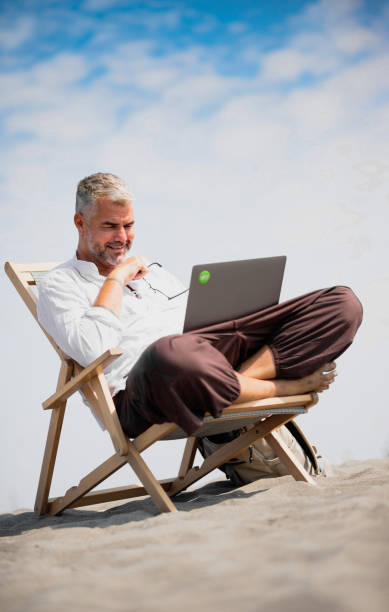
left=199, top=420, right=329, bottom=486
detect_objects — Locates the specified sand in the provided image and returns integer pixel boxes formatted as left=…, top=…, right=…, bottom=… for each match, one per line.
left=0, top=458, right=388, bottom=612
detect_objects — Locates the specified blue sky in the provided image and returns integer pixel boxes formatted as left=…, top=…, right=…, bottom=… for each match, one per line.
left=1, top=1, right=388, bottom=81
left=1, top=1, right=388, bottom=84
left=1, top=0, right=389, bottom=512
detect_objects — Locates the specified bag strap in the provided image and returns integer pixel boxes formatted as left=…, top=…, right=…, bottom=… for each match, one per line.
left=285, top=420, right=320, bottom=474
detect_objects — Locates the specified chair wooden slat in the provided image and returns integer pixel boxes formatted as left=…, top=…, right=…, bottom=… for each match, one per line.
left=29, top=271, right=50, bottom=284
left=10, top=262, right=62, bottom=272
left=163, top=406, right=307, bottom=440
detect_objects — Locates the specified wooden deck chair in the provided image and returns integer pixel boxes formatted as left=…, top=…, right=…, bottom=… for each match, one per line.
left=5, top=261, right=319, bottom=516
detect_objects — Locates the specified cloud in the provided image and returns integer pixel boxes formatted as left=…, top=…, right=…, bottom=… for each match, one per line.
left=192, top=14, right=219, bottom=35
left=0, top=54, right=88, bottom=113
left=259, top=9, right=385, bottom=85
left=0, top=15, right=35, bottom=51
left=227, top=22, right=248, bottom=36
left=290, top=0, right=364, bottom=28
left=260, top=47, right=334, bottom=82
left=332, top=25, right=380, bottom=54
left=82, top=0, right=134, bottom=10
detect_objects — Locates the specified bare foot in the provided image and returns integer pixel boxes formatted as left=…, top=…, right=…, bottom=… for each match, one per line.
left=281, top=362, right=337, bottom=395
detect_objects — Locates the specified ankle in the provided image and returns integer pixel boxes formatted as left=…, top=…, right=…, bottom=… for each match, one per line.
left=234, top=372, right=276, bottom=402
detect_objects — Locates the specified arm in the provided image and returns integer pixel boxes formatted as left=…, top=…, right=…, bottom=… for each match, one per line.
left=93, top=255, right=148, bottom=316
left=37, top=267, right=127, bottom=367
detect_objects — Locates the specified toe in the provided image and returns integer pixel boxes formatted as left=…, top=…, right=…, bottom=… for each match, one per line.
left=322, top=361, right=336, bottom=372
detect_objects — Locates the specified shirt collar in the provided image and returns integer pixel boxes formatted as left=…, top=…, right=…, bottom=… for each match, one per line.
left=70, top=253, right=104, bottom=282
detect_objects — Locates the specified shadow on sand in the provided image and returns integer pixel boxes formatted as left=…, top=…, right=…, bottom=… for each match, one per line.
left=0, top=479, right=266, bottom=537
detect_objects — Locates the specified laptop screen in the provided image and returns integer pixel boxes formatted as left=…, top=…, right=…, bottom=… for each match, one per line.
left=183, top=256, right=286, bottom=332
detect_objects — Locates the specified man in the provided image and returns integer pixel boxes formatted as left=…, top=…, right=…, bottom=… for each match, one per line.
left=37, top=172, right=363, bottom=437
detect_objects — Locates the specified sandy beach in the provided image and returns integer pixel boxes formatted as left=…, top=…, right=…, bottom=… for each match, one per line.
left=1, top=458, right=388, bottom=612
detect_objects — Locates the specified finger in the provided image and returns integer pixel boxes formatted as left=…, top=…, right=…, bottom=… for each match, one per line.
left=133, top=267, right=148, bottom=280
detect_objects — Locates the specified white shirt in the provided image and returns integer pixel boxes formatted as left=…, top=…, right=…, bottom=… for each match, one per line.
left=37, top=255, right=188, bottom=399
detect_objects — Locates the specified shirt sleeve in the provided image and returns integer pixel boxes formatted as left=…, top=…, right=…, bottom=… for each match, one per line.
left=37, top=270, right=123, bottom=367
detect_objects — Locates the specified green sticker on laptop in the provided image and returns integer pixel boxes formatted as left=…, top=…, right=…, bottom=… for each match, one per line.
left=198, top=270, right=210, bottom=284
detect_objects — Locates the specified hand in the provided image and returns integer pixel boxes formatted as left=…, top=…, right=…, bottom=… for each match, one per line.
left=108, top=256, right=149, bottom=286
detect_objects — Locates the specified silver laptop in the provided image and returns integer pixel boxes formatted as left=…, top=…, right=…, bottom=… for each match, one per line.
left=183, top=256, right=286, bottom=332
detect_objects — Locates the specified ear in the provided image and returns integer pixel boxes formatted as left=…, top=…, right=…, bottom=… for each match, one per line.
left=74, top=212, right=86, bottom=235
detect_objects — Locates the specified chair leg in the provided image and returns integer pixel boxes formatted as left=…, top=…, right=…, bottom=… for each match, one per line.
left=125, top=441, right=178, bottom=513
left=48, top=453, right=127, bottom=515
left=48, top=443, right=178, bottom=515
left=265, top=431, right=316, bottom=484
left=34, top=361, right=73, bottom=515
left=178, top=437, right=198, bottom=478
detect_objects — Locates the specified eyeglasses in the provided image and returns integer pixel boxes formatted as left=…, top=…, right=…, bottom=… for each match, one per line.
left=144, top=262, right=189, bottom=300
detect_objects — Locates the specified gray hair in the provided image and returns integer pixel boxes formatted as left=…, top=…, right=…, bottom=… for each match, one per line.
left=76, top=172, right=135, bottom=215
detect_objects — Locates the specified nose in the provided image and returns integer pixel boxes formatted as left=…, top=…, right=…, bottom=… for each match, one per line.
left=114, top=226, right=127, bottom=242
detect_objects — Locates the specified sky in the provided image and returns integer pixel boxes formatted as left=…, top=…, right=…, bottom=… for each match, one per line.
left=1, top=0, right=389, bottom=514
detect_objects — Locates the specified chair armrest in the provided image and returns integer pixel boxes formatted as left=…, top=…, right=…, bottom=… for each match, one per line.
left=42, top=348, right=123, bottom=410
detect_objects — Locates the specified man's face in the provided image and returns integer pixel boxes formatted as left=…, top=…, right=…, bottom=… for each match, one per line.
left=75, top=196, right=135, bottom=272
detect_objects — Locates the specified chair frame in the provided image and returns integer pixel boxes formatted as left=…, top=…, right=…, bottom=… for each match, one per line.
left=5, top=261, right=319, bottom=516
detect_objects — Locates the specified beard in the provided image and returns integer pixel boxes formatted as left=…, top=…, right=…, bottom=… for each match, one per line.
left=89, top=240, right=131, bottom=267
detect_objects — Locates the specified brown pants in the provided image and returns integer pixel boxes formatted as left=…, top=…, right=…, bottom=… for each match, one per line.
left=114, top=286, right=363, bottom=437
